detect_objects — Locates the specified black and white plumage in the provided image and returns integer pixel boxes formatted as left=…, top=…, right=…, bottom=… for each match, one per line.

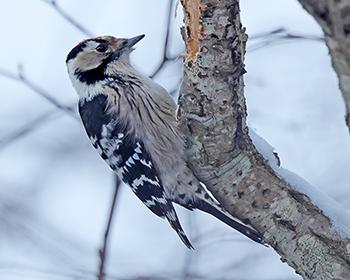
left=66, top=35, right=263, bottom=249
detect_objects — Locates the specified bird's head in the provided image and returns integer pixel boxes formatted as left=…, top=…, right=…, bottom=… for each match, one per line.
left=66, top=35, right=145, bottom=97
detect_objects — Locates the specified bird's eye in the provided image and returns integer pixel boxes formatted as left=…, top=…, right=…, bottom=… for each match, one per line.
left=96, top=44, right=108, bottom=53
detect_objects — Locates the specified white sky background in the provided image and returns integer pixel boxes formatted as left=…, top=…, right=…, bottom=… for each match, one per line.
left=0, top=0, right=349, bottom=279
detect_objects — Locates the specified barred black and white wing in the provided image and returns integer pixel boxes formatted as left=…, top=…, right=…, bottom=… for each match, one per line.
left=79, top=94, right=193, bottom=249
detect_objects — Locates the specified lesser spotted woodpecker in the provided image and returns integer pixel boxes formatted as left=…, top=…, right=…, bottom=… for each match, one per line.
left=66, top=35, right=263, bottom=249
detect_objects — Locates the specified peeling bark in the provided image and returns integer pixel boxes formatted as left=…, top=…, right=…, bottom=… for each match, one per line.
left=298, top=0, right=350, bottom=131
left=178, top=0, right=350, bottom=279
left=180, top=0, right=205, bottom=63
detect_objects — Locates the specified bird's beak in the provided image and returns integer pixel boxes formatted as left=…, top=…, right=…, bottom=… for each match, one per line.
left=110, top=35, right=145, bottom=61
left=126, top=34, right=145, bottom=47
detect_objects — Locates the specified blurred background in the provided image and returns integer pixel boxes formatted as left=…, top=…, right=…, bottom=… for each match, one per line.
left=0, top=0, right=349, bottom=279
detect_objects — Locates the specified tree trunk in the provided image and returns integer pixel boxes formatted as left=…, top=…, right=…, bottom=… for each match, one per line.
left=178, top=0, right=350, bottom=279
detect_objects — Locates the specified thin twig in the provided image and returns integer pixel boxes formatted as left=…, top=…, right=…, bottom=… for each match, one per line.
left=0, top=66, right=79, bottom=150
left=97, top=175, right=121, bottom=280
left=0, top=110, right=59, bottom=152
left=249, top=27, right=324, bottom=41
left=42, top=0, right=94, bottom=37
left=149, top=0, right=176, bottom=79
left=248, top=28, right=324, bottom=52
left=0, top=67, right=78, bottom=119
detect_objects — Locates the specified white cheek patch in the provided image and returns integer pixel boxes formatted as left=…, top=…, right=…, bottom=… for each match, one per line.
left=67, top=58, right=113, bottom=102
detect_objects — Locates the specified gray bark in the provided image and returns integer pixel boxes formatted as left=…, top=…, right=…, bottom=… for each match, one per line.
left=298, top=0, right=350, bottom=131
left=178, top=0, right=350, bottom=279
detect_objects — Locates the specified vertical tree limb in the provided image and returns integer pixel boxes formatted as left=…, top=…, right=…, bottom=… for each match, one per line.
left=298, top=0, right=350, bottom=132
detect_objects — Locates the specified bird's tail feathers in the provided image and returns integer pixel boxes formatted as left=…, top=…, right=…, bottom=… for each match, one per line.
left=164, top=207, right=194, bottom=249
left=197, top=199, right=264, bottom=244
left=190, top=187, right=264, bottom=244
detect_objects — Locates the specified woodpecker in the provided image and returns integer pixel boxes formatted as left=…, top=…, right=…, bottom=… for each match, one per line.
left=66, top=35, right=263, bottom=249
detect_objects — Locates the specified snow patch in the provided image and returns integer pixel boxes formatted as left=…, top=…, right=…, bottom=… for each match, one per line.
left=249, top=127, right=350, bottom=238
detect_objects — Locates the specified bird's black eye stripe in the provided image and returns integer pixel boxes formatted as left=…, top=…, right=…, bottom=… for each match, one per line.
left=66, top=38, right=109, bottom=62
left=96, top=44, right=108, bottom=53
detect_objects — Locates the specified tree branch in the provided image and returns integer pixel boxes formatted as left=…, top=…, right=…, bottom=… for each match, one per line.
left=248, top=28, right=324, bottom=52
left=0, top=111, right=60, bottom=151
left=42, top=0, right=94, bottom=37
left=97, top=176, right=121, bottom=280
left=149, top=0, right=177, bottom=79
left=297, top=0, right=350, bottom=132
left=0, top=66, right=79, bottom=150
left=0, top=66, right=78, bottom=119
left=178, top=0, right=350, bottom=278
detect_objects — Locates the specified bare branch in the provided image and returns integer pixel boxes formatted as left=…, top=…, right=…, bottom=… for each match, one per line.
left=97, top=175, right=121, bottom=280
left=248, top=28, right=324, bottom=52
left=250, top=27, right=324, bottom=41
left=42, top=0, right=94, bottom=37
left=297, top=0, right=350, bottom=131
left=0, top=66, right=78, bottom=150
left=149, top=0, right=177, bottom=79
left=0, top=67, right=78, bottom=120
left=0, top=110, right=59, bottom=152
